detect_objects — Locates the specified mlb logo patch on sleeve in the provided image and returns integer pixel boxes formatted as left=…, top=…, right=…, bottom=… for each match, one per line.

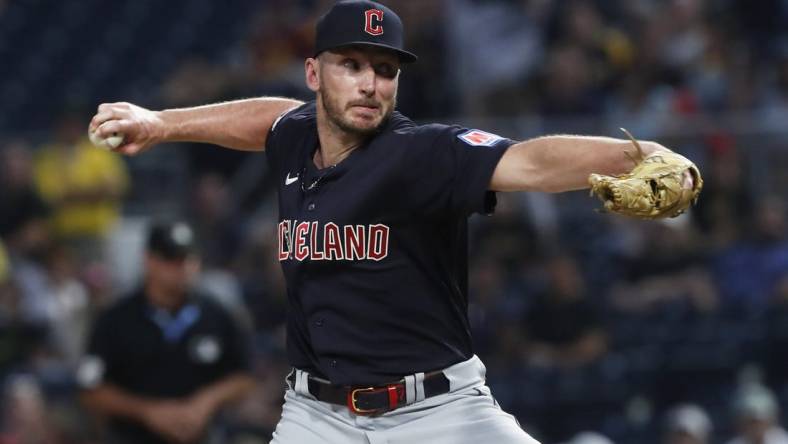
left=458, top=130, right=504, bottom=147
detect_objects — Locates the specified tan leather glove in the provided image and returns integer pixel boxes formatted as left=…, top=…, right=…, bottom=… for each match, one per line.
left=588, top=129, right=703, bottom=219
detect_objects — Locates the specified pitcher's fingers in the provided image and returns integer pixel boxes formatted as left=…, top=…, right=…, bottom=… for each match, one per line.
left=116, top=143, right=139, bottom=156
left=96, top=119, right=137, bottom=139
left=95, top=120, right=122, bottom=138
left=99, top=102, right=131, bottom=111
left=682, top=169, right=694, bottom=189
left=90, top=111, right=112, bottom=132
left=90, top=108, right=125, bottom=131
left=92, top=104, right=136, bottom=128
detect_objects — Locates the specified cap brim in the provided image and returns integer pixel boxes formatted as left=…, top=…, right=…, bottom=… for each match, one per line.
left=318, top=42, right=418, bottom=63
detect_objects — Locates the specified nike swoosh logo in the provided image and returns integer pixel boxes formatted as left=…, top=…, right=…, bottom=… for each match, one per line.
left=285, top=173, right=299, bottom=186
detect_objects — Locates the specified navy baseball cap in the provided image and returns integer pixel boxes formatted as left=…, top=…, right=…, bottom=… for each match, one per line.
left=147, top=221, right=197, bottom=260
left=314, top=0, right=418, bottom=63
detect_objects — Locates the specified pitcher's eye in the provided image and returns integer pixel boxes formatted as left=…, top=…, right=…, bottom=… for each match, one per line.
left=342, top=59, right=359, bottom=71
left=375, top=63, right=398, bottom=79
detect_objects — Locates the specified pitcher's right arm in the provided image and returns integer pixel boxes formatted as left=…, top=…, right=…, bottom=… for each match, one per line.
left=89, top=98, right=304, bottom=155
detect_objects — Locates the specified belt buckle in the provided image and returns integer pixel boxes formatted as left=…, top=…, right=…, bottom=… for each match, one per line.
left=348, top=384, right=403, bottom=415
left=348, top=386, right=380, bottom=415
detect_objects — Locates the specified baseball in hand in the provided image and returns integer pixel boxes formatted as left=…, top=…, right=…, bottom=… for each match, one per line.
left=88, top=130, right=124, bottom=150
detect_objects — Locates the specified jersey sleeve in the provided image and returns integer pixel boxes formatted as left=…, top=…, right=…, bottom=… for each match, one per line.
left=76, top=311, right=118, bottom=389
left=402, top=125, right=516, bottom=216
left=264, top=102, right=311, bottom=174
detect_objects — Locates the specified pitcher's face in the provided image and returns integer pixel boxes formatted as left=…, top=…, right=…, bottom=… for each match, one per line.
left=308, top=46, right=400, bottom=135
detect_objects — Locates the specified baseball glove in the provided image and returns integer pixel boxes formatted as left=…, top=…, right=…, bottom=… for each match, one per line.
left=588, top=129, right=703, bottom=219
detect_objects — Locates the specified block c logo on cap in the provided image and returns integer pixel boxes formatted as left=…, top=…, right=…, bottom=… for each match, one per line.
left=365, top=9, right=384, bottom=36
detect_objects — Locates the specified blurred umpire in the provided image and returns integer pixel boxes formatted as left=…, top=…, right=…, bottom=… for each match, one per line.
left=77, top=221, right=255, bottom=444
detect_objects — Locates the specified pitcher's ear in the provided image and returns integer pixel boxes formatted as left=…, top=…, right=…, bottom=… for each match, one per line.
left=305, top=58, right=320, bottom=92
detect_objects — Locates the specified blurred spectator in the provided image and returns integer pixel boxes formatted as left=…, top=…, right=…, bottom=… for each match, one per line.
left=0, top=374, right=60, bottom=444
left=561, top=430, right=614, bottom=444
left=231, top=216, right=287, bottom=336
left=39, top=244, right=90, bottom=367
left=712, top=195, right=788, bottom=311
left=522, top=253, right=607, bottom=369
left=0, top=140, right=50, bottom=243
left=445, top=0, right=546, bottom=116
left=548, top=0, right=635, bottom=70
left=78, top=221, right=255, bottom=444
left=655, top=0, right=708, bottom=75
left=160, top=58, right=239, bottom=109
left=538, top=43, right=603, bottom=117
left=765, top=274, right=788, bottom=389
left=604, top=71, right=675, bottom=139
left=1, top=163, right=89, bottom=369
left=664, top=403, right=713, bottom=444
left=188, top=173, right=252, bottom=328
left=609, top=219, right=718, bottom=314
left=726, top=383, right=788, bottom=444
left=0, top=240, right=8, bottom=286
left=241, top=0, right=323, bottom=102
left=0, top=139, right=52, bottom=329
left=33, top=113, right=129, bottom=265
left=543, top=0, right=637, bottom=115
left=2, top=208, right=50, bottom=336
left=388, top=0, right=456, bottom=119
left=759, top=50, right=788, bottom=131
left=189, top=173, right=243, bottom=270
left=731, top=0, right=787, bottom=60
left=692, top=135, right=751, bottom=248
left=468, top=256, right=510, bottom=355
left=0, top=239, right=45, bottom=378
left=227, top=353, right=290, bottom=443
left=725, top=50, right=760, bottom=112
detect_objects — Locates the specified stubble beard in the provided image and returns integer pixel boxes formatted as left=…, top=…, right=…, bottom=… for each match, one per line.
left=319, top=87, right=396, bottom=137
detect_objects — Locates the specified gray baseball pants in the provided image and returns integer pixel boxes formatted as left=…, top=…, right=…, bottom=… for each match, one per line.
left=270, top=355, right=540, bottom=444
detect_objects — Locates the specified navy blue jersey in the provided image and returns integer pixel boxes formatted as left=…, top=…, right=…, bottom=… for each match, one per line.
left=265, top=101, right=515, bottom=385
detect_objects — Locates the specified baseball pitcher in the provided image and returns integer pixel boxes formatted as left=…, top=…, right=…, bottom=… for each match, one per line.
left=89, top=1, right=702, bottom=443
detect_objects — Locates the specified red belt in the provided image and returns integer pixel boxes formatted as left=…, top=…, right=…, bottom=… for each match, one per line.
left=287, top=371, right=450, bottom=416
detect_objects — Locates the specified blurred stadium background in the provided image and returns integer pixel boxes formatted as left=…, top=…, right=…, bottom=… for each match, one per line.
left=1, top=0, right=788, bottom=442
